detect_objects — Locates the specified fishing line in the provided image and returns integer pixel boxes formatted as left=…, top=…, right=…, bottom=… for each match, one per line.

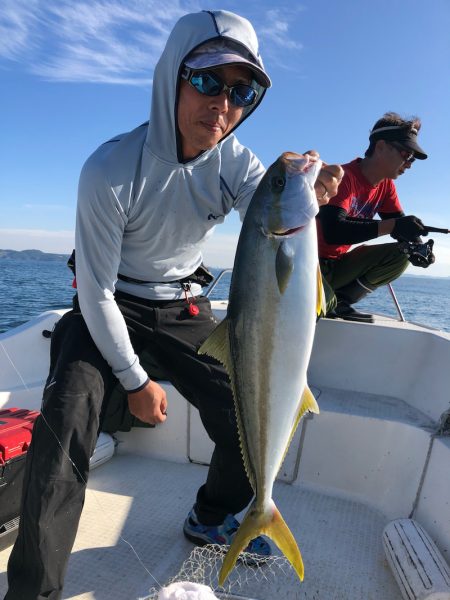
left=1, top=340, right=29, bottom=392
left=0, top=338, right=163, bottom=591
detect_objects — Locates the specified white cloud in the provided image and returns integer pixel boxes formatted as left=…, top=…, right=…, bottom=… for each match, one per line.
left=255, top=6, right=305, bottom=72
left=430, top=236, right=450, bottom=278
left=0, top=229, right=75, bottom=254
left=0, top=1, right=40, bottom=60
left=0, top=226, right=239, bottom=267
left=202, top=232, right=238, bottom=268
left=0, top=1, right=305, bottom=85
left=258, top=9, right=304, bottom=51
left=0, top=0, right=200, bottom=85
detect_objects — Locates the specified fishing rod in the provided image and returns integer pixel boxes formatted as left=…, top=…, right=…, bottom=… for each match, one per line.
left=425, top=226, right=450, bottom=234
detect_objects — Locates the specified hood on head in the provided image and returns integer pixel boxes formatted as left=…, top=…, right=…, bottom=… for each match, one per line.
left=146, top=10, right=270, bottom=165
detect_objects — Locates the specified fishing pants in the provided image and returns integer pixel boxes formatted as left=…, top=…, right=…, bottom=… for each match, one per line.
left=5, top=292, right=253, bottom=600
left=320, top=242, right=409, bottom=313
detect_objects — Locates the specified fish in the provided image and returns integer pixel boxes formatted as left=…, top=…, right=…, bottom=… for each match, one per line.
left=198, top=152, right=325, bottom=585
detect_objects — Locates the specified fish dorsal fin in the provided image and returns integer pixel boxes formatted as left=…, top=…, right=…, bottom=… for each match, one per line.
left=198, top=318, right=232, bottom=373
left=316, top=264, right=326, bottom=317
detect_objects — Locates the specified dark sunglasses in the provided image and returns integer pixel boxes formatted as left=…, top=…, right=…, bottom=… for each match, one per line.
left=389, top=142, right=416, bottom=164
left=181, top=67, right=258, bottom=108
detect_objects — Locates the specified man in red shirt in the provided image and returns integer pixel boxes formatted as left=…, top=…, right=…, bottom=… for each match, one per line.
left=317, top=112, right=433, bottom=323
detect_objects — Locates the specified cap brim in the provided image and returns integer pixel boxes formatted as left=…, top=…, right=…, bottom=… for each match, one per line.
left=185, top=52, right=271, bottom=88
left=398, top=138, right=428, bottom=160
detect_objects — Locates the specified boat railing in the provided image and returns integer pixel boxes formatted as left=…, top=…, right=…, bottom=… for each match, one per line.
left=386, top=283, right=406, bottom=322
left=207, top=269, right=407, bottom=323
left=205, top=268, right=232, bottom=298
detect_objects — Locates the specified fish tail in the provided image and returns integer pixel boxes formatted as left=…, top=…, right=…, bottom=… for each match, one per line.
left=218, top=500, right=304, bottom=586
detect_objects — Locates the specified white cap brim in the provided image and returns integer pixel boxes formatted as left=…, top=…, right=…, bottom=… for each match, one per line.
left=185, top=45, right=271, bottom=88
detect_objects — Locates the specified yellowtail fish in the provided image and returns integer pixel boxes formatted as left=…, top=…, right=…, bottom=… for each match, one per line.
left=199, top=152, right=325, bottom=585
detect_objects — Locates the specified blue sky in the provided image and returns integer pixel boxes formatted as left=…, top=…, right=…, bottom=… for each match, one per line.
left=1, top=0, right=450, bottom=276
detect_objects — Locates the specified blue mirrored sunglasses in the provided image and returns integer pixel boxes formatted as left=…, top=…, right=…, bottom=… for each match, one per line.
left=181, top=67, right=258, bottom=108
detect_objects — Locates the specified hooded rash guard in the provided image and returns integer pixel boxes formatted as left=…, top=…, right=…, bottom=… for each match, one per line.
left=75, top=10, right=269, bottom=392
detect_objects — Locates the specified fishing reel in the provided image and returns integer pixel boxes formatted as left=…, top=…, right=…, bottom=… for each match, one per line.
left=398, top=239, right=435, bottom=268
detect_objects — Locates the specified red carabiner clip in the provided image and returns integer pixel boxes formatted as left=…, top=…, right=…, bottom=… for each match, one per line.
left=183, top=283, right=199, bottom=316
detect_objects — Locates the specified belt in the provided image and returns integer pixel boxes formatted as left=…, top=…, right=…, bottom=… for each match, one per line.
left=117, top=263, right=214, bottom=288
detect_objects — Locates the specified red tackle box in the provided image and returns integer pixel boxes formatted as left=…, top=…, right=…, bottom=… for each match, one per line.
left=0, top=408, right=40, bottom=550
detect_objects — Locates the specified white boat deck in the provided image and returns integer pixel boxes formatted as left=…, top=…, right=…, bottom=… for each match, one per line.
left=0, top=452, right=399, bottom=600
left=2, top=305, right=450, bottom=599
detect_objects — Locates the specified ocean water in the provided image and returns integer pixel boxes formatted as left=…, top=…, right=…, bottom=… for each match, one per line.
left=0, top=259, right=449, bottom=334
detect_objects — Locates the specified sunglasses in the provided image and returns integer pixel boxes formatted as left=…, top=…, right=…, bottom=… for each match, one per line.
left=389, top=142, right=416, bottom=164
left=181, top=67, right=258, bottom=108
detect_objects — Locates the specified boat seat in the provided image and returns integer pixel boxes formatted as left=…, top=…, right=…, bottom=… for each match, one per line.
left=290, top=385, right=436, bottom=520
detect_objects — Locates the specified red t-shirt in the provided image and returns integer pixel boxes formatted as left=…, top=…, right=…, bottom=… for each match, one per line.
left=317, top=158, right=403, bottom=259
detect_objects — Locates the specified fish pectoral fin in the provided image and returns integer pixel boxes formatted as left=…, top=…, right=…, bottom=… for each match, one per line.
left=275, top=240, right=295, bottom=294
left=197, top=318, right=232, bottom=373
left=316, top=264, right=327, bottom=317
left=219, top=501, right=304, bottom=586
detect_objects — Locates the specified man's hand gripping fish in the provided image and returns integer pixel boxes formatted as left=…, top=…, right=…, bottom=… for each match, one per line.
left=199, top=152, right=325, bottom=585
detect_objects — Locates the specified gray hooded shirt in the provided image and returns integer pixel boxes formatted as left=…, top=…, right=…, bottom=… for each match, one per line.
left=75, top=10, right=269, bottom=391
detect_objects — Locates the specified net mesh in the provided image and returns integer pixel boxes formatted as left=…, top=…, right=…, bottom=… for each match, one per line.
left=143, top=544, right=297, bottom=600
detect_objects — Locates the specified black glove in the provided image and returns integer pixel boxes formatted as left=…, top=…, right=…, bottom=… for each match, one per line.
left=391, top=215, right=427, bottom=241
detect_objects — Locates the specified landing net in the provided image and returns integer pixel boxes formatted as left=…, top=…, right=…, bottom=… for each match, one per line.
left=143, top=544, right=296, bottom=599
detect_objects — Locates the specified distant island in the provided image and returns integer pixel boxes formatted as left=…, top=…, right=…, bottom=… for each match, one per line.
left=0, top=249, right=69, bottom=262
left=0, top=249, right=447, bottom=280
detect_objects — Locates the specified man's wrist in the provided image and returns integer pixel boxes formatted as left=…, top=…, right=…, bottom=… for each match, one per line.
left=127, top=378, right=150, bottom=394
left=378, top=218, right=395, bottom=237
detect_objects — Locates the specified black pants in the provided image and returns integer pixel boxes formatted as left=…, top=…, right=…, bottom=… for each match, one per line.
left=5, top=292, right=253, bottom=600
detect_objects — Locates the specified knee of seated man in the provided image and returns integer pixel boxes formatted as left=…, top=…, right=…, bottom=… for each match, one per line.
left=51, top=315, right=109, bottom=374
left=42, top=360, right=107, bottom=417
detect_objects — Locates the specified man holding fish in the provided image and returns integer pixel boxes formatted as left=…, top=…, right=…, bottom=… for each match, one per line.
left=4, top=9, right=341, bottom=599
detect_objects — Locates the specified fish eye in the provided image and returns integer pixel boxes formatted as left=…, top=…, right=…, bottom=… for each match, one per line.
left=271, top=176, right=285, bottom=191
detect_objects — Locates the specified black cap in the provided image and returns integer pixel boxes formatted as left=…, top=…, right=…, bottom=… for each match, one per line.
left=369, top=125, right=428, bottom=160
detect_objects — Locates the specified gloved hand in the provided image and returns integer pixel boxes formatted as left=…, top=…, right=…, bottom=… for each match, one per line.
left=391, top=215, right=427, bottom=241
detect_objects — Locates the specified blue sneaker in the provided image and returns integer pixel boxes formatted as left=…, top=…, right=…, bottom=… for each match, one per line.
left=183, top=508, right=271, bottom=561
